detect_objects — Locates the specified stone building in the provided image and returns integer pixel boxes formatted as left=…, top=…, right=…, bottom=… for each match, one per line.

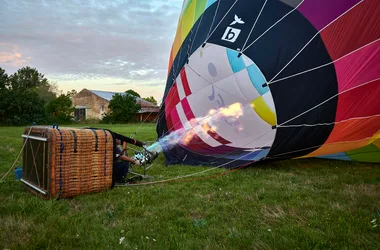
left=72, top=89, right=160, bottom=122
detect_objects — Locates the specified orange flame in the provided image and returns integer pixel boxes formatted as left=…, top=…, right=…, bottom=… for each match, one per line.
left=208, top=102, right=243, bottom=118
left=179, top=102, right=245, bottom=146
left=181, top=129, right=196, bottom=145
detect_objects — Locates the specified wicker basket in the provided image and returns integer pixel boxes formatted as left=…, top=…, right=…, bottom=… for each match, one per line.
left=21, top=126, right=114, bottom=199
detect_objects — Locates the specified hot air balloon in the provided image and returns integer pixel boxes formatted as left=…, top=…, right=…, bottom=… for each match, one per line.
left=156, top=0, right=380, bottom=168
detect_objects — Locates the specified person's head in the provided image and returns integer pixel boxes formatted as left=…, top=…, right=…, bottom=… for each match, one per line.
left=116, top=139, right=121, bottom=145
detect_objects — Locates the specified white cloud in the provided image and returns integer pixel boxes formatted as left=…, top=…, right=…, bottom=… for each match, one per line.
left=0, top=0, right=183, bottom=98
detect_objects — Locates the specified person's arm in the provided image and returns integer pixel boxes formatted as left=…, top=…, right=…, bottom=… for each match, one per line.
left=119, top=154, right=140, bottom=165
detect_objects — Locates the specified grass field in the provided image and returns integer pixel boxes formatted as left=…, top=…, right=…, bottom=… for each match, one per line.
left=0, top=124, right=379, bottom=249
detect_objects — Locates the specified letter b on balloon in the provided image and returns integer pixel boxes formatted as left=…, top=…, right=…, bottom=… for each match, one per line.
left=221, top=27, right=241, bottom=43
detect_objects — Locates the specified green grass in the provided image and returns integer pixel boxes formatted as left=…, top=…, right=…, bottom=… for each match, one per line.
left=0, top=124, right=379, bottom=249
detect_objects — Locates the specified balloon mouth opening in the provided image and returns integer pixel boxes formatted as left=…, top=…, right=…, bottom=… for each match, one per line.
left=156, top=102, right=245, bottom=152
left=161, top=43, right=277, bottom=161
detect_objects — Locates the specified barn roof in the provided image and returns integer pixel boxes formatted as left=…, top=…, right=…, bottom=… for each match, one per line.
left=87, top=89, right=157, bottom=108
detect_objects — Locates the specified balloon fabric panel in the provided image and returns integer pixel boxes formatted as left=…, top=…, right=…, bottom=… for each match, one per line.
left=298, top=0, right=361, bottom=31
left=319, top=0, right=380, bottom=61
left=157, top=0, right=380, bottom=167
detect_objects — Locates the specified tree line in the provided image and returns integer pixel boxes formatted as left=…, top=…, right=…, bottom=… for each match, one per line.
left=0, top=66, right=158, bottom=126
left=0, top=66, right=74, bottom=125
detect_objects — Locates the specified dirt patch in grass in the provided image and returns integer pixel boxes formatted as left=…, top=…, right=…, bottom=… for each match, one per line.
left=68, top=200, right=84, bottom=215
left=0, top=145, right=15, bottom=153
left=197, top=192, right=213, bottom=200
left=0, top=216, right=32, bottom=247
left=261, top=205, right=286, bottom=222
left=343, top=184, right=379, bottom=199
left=287, top=207, right=309, bottom=226
left=251, top=240, right=272, bottom=250
left=190, top=210, right=205, bottom=220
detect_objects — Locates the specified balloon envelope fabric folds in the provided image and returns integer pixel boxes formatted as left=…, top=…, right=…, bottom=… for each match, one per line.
left=157, top=0, right=380, bottom=168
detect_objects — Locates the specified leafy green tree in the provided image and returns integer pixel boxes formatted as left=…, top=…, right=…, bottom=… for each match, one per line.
left=103, top=93, right=141, bottom=123
left=45, top=94, right=74, bottom=122
left=126, top=89, right=141, bottom=97
left=67, top=89, right=77, bottom=98
left=8, top=66, right=56, bottom=103
left=143, top=96, right=158, bottom=105
left=9, top=66, right=48, bottom=90
left=0, top=67, right=9, bottom=123
left=0, top=66, right=53, bottom=125
left=0, top=67, right=9, bottom=89
left=38, top=81, right=58, bottom=103
left=1, top=88, right=46, bottom=125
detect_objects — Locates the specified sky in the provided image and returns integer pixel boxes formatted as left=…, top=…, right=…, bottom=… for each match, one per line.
left=0, top=0, right=184, bottom=103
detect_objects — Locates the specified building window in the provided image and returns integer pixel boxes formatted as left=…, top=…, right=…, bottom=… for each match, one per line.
left=101, top=104, right=105, bottom=112
left=74, top=108, right=86, bottom=121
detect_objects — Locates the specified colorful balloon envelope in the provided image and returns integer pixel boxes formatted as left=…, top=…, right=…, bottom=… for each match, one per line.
left=157, top=0, right=380, bottom=168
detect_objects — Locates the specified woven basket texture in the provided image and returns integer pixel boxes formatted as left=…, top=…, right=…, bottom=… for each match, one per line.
left=22, top=126, right=114, bottom=199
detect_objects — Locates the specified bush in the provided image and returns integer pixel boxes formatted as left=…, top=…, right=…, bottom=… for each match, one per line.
left=101, top=93, right=141, bottom=124
left=45, top=94, right=74, bottom=122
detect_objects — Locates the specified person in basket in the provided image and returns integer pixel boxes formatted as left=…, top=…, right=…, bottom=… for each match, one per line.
left=113, top=139, right=140, bottom=184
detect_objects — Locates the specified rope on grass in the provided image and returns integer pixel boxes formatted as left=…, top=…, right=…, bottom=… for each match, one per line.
left=0, top=126, right=33, bottom=182
left=121, top=164, right=249, bottom=187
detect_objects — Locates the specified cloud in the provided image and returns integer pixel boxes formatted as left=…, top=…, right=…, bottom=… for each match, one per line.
left=0, top=43, right=32, bottom=68
left=106, top=82, right=130, bottom=86
left=0, top=51, right=31, bottom=67
left=140, top=82, right=167, bottom=87
left=0, top=0, right=182, bottom=85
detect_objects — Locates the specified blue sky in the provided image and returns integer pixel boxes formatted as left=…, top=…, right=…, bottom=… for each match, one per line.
left=0, top=0, right=184, bottom=103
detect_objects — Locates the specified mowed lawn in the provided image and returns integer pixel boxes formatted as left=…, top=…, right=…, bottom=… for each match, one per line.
left=0, top=124, right=379, bottom=249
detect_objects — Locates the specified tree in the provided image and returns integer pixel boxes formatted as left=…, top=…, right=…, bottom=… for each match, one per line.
left=67, top=89, right=77, bottom=98
left=9, top=66, right=48, bottom=90
left=7, top=66, right=57, bottom=103
left=0, top=67, right=9, bottom=89
left=0, top=66, right=51, bottom=125
left=126, top=89, right=141, bottom=97
left=0, top=67, right=9, bottom=123
left=143, top=96, right=158, bottom=105
left=103, top=93, right=141, bottom=123
left=37, top=81, right=58, bottom=104
left=1, top=88, right=46, bottom=125
left=45, top=94, right=74, bottom=122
